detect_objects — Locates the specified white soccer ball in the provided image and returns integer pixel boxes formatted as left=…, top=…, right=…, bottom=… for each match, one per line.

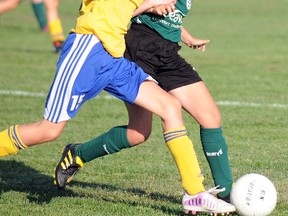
left=231, top=173, right=277, bottom=216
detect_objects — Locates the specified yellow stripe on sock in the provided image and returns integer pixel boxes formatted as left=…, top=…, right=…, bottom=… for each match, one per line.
left=165, top=128, right=205, bottom=195
left=0, top=128, right=19, bottom=157
left=10, top=125, right=27, bottom=150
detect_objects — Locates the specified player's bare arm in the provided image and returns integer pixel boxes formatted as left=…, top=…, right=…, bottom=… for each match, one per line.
left=146, top=3, right=175, bottom=15
left=181, top=26, right=210, bottom=52
left=133, top=0, right=176, bottom=17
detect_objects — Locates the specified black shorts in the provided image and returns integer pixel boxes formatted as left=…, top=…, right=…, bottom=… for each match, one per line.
left=124, top=23, right=202, bottom=92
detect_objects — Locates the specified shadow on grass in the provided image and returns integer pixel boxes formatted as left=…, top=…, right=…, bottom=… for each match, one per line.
left=0, top=160, right=183, bottom=215
left=72, top=182, right=239, bottom=215
left=69, top=180, right=184, bottom=215
left=0, top=160, right=215, bottom=215
left=0, top=160, right=76, bottom=203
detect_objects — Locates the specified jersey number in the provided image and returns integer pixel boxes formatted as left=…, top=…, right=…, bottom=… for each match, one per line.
left=70, top=94, right=85, bottom=111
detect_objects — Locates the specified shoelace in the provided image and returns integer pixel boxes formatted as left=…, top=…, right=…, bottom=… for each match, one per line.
left=207, top=185, right=226, bottom=196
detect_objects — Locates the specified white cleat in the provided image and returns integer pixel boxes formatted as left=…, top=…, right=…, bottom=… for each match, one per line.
left=182, top=186, right=236, bottom=215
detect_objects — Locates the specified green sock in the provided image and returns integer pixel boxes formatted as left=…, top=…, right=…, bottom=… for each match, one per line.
left=31, top=2, right=47, bottom=30
left=76, top=126, right=131, bottom=163
left=200, top=127, right=233, bottom=197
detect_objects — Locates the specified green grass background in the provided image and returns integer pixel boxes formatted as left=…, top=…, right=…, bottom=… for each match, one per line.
left=0, top=0, right=287, bottom=215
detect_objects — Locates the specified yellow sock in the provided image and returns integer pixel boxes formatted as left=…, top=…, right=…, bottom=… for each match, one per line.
left=0, top=125, right=27, bottom=157
left=48, top=18, right=65, bottom=42
left=164, top=127, right=205, bottom=195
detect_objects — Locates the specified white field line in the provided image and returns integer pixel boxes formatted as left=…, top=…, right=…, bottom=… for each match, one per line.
left=0, top=90, right=46, bottom=97
left=216, top=101, right=288, bottom=109
left=1, top=89, right=287, bottom=109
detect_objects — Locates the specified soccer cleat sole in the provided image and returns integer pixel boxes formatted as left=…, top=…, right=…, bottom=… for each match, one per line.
left=184, top=209, right=235, bottom=215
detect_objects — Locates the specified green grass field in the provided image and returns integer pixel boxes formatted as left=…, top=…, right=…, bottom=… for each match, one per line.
left=0, top=0, right=287, bottom=215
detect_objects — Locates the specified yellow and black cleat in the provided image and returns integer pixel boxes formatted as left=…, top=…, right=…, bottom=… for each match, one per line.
left=54, top=144, right=84, bottom=189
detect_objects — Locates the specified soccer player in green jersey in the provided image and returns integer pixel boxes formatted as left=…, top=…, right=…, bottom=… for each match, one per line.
left=125, top=0, right=235, bottom=204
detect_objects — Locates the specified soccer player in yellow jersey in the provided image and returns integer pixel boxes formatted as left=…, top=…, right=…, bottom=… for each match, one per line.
left=0, top=0, right=65, bottom=52
left=0, top=0, right=235, bottom=214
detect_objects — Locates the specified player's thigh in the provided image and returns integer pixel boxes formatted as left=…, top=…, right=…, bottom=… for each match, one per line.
left=169, top=81, right=221, bottom=128
left=134, top=81, right=183, bottom=131
left=45, top=34, right=106, bottom=123
left=125, top=102, right=152, bottom=145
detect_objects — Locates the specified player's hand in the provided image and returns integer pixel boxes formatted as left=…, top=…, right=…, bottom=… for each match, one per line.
left=181, top=27, right=210, bottom=52
left=134, top=0, right=176, bottom=18
left=152, top=0, right=176, bottom=6
left=190, top=38, right=210, bottom=52
left=187, top=37, right=210, bottom=52
left=149, top=4, right=175, bottom=15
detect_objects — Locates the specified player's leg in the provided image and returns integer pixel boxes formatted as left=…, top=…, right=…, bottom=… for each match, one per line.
left=0, top=37, right=72, bottom=156
left=0, top=119, right=66, bottom=157
left=77, top=103, right=152, bottom=162
left=55, top=77, right=205, bottom=194
left=0, top=33, right=90, bottom=158
left=52, top=33, right=152, bottom=188
left=54, top=102, right=153, bottom=188
left=31, top=0, right=47, bottom=32
left=134, top=80, right=235, bottom=214
left=124, top=26, right=204, bottom=194
left=169, top=81, right=233, bottom=200
left=125, top=23, right=235, bottom=213
left=134, top=80, right=206, bottom=195
left=125, top=102, right=152, bottom=145
left=44, top=0, right=65, bottom=52
left=170, top=81, right=220, bottom=128
left=0, top=0, right=20, bottom=13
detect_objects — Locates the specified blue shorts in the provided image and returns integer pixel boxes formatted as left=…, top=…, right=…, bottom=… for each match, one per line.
left=44, top=33, right=149, bottom=123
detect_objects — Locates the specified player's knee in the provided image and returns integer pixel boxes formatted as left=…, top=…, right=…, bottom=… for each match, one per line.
left=213, top=111, right=222, bottom=126
left=42, top=127, right=63, bottom=142
left=164, top=97, right=182, bottom=119
left=139, top=128, right=151, bottom=143
left=128, top=129, right=151, bottom=146
left=201, top=109, right=222, bottom=128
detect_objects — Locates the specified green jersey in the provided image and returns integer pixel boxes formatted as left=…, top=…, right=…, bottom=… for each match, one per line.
left=132, top=0, right=192, bottom=42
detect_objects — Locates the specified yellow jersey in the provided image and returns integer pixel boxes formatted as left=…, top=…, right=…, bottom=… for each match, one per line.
left=72, top=0, right=143, bottom=58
